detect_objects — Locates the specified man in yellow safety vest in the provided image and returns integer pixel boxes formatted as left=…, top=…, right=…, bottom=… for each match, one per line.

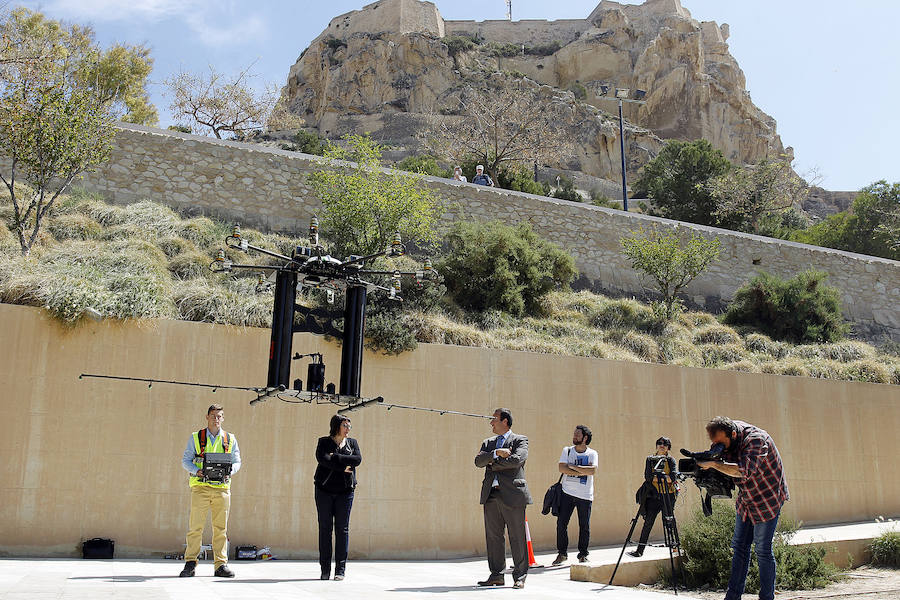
left=179, top=404, right=241, bottom=578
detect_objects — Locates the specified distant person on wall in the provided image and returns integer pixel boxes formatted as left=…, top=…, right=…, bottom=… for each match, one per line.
left=453, top=165, right=467, bottom=183
left=552, top=424, right=598, bottom=565
left=628, top=436, right=679, bottom=558
left=314, top=414, right=362, bottom=581
left=699, top=417, right=789, bottom=600
left=475, top=408, right=532, bottom=589
left=179, top=404, right=241, bottom=578
left=472, top=164, right=494, bottom=187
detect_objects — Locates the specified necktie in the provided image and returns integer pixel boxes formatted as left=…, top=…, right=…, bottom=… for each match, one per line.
left=492, top=435, right=505, bottom=488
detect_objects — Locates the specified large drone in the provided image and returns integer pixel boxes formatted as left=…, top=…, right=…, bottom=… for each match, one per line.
left=81, top=216, right=490, bottom=420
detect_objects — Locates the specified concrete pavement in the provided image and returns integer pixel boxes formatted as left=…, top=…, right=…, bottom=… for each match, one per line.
left=0, top=550, right=680, bottom=600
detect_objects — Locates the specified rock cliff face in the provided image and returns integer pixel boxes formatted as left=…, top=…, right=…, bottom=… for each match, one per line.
left=282, top=0, right=789, bottom=182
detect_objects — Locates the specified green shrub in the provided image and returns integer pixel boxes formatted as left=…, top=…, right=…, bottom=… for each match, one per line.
left=292, top=130, right=327, bottom=156
left=438, top=220, right=576, bottom=317
left=325, top=37, right=346, bottom=52
left=589, top=297, right=667, bottom=334
left=526, top=41, right=562, bottom=56
left=396, top=155, right=451, bottom=178
left=551, top=176, right=583, bottom=201
left=744, top=333, right=789, bottom=359
left=444, top=35, right=477, bottom=57
left=47, top=213, right=102, bottom=241
left=842, top=360, right=891, bottom=384
left=692, top=323, right=741, bottom=345
left=167, top=124, right=192, bottom=133
left=723, top=270, right=849, bottom=344
left=701, top=343, right=748, bottom=366
left=679, top=502, right=840, bottom=592
left=567, top=82, right=587, bottom=100
left=487, top=42, right=521, bottom=57
left=869, top=530, right=900, bottom=567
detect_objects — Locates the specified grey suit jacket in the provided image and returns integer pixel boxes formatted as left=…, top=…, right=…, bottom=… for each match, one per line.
left=475, top=432, right=533, bottom=506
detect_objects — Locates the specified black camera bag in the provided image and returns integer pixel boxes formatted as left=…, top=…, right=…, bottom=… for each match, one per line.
left=82, top=538, right=114, bottom=559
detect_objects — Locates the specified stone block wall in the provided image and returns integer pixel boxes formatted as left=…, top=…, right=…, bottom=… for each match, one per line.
left=79, top=124, right=900, bottom=340
left=443, top=19, right=590, bottom=46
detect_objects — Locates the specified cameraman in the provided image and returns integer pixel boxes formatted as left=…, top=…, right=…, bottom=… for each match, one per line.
left=699, top=417, right=789, bottom=600
left=628, top=436, right=678, bottom=557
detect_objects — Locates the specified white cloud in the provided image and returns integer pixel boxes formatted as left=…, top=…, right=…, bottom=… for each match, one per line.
left=39, top=0, right=266, bottom=47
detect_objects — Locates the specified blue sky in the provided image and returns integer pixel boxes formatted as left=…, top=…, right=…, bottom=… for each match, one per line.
left=17, top=0, right=899, bottom=191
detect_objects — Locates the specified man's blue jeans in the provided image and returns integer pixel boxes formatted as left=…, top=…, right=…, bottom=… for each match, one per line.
left=725, top=510, right=779, bottom=600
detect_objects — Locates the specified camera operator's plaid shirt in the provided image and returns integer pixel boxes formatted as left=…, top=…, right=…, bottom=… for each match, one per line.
left=726, top=420, right=789, bottom=524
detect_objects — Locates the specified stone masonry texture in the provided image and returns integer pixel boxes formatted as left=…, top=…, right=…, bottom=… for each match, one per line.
left=79, top=124, right=900, bottom=340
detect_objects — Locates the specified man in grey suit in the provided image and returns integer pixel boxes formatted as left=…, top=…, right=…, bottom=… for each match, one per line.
left=475, top=407, right=532, bottom=589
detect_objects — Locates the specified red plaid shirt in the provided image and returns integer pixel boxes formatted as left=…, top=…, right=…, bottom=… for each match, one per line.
left=725, top=421, right=789, bottom=524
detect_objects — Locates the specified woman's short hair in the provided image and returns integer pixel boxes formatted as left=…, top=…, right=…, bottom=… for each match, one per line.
left=329, top=414, right=351, bottom=437
left=655, top=436, right=672, bottom=449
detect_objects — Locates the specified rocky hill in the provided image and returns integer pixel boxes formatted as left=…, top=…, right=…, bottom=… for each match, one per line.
left=280, top=0, right=790, bottom=185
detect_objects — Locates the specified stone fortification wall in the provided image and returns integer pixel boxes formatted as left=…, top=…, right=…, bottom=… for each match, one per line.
left=443, top=19, right=590, bottom=46
left=322, top=0, right=444, bottom=40
left=79, top=125, right=900, bottom=340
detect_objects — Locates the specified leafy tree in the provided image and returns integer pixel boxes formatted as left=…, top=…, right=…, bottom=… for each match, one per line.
left=792, top=181, right=899, bottom=260
left=308, top=134, right=442, bottom=256
left=437, top=220, right=576, bottom=317
left=165, top=62, right=277, bottom=139
left=0, top=8, right=156, bottom=125
left=722, top=270, right=849, bottom=344
left=0, top=8, right=117, bottom=256
left=707, top=158, right=809, bottom=234
left=621, top=227, right=721, bottom=319
left=425, top=77, right=580, bottom=182
left=633, top=139, right=732, bottom=226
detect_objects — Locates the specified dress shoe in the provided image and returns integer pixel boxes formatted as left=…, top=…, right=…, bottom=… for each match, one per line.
left=178, top=560, right=196, bottom=577
left=627, top=550, right=643, bottom=558
left=214, top=564, right=235, bottom=578
left=551, top=553, right=567, bottom=566
left=477, top=576, right=504, bottom=586
left=512, top=579, right=526, bottom=589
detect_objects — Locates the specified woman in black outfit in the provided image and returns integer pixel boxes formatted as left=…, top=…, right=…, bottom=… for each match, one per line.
left=629, top=436, right=679, bottom=557
left=314, top=414, right=362, bottom=580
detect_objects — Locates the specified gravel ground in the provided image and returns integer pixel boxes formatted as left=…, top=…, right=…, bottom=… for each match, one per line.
left=643, top=566, right=900, bottom=600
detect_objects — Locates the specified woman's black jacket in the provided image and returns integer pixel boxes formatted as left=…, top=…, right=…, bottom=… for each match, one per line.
left=314, top=436, right=362, bottom=493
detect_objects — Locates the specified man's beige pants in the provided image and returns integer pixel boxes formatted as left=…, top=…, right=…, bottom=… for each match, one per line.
left=185, top=485, right=231, bottom=567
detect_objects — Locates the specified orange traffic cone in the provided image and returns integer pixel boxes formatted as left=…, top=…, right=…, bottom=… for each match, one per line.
left=525, top=515, right=542, bottom=568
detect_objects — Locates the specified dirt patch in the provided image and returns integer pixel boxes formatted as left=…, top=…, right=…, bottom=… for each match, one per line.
left=643, top=566, right=900, bottom=599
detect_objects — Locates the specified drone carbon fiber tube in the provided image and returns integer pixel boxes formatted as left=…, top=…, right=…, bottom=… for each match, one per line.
left=267, top=269, right=298, bottom=389
left=339, top=285, right=367, bottom=397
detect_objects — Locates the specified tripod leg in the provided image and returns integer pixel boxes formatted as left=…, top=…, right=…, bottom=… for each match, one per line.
left=609, top=507, right=642, bottom=586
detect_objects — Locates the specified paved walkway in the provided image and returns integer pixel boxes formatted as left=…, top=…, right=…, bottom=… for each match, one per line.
left=0, top=550, right=680, bottom=600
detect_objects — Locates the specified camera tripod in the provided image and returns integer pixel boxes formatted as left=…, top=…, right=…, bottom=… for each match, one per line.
left=609, top=461, right=686, bottom=595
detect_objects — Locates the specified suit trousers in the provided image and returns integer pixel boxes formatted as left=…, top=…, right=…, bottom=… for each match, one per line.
left=483, top=489, right=528, bottom=581
left=184, top=485, right=231, bottom=567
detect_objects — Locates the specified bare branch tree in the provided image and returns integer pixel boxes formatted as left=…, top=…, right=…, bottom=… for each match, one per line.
left=165, top=62, right=277, bottom=139
left=423, top=77, right=581, bottom=180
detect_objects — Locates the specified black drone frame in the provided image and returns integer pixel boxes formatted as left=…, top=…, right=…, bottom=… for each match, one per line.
left=80, top=217, right=491, bottom=420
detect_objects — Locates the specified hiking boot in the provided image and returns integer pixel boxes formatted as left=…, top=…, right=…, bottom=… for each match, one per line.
left=214, top=564, right=235, bottom=578
left=179, top=561, right=196, bottom=577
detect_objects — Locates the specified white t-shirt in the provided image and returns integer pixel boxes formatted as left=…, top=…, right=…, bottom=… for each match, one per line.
left=559, top=445, right=598, bottom=501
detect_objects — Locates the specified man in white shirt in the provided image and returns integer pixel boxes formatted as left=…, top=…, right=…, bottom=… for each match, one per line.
left=552, top=425, right=597, bottom=565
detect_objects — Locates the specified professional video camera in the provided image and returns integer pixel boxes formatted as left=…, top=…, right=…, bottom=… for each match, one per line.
left=678, top=443, right=735, bottom=516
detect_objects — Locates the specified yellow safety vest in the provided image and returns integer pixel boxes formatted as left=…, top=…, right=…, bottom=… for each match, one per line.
left=189, top=429, right=234, bottom=489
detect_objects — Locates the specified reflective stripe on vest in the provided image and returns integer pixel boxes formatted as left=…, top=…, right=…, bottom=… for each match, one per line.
left=189, top=429, right=233, bottom=489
